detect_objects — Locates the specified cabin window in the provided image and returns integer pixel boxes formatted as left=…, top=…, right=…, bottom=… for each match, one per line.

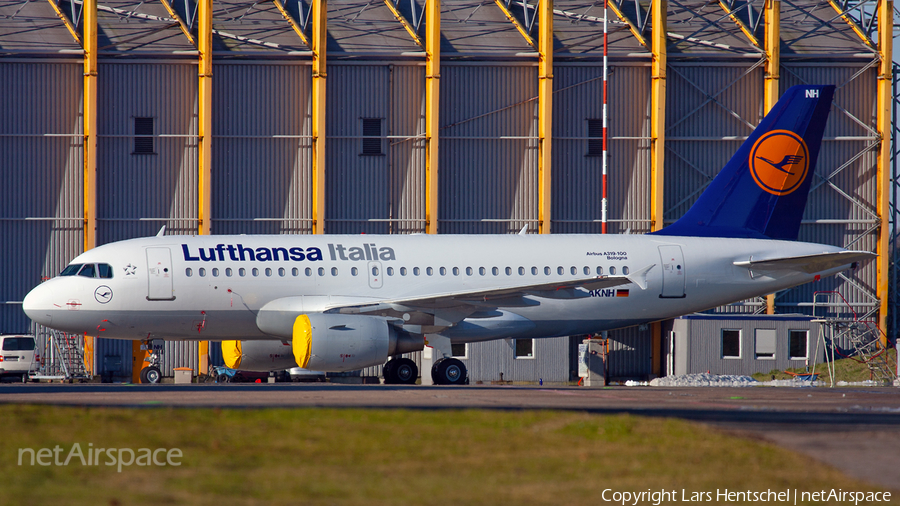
left=492, top=267, right=499, bottom=276
left=623, top=266, right=630, bottom=275
left=609, top=266, right=616, bottom=275
left=531, top=266, right=538, bottom=275
left=505, top=267, right=512, bottom=276
left=185, top=268, right=192, bottom=277
left=278, top=268, right=285, bottom=277
left=332, top=267, right=338, bottom=276
left=413, top=267, right=420, bottom=276
left=722, top=330, right=741, bottom=359
left=305, top=267, right=312, bottom=276
left=351, top=267, right=358, bottom=276
left=199, top=268, right=206, bottom=277
left=466, top=267, right=473, bottom=276
left=212, top=268, right=219, bottom=277
left=453, top=267, right=459, bottom=276
left=252, top=268, right=259, bottom=277
left=387, top=267, right=394, bottom=276
left=557, top=266, right=564, bottom=275
left=518, top=267, right=525, bottom=275
left=400, top=267, right=407, bottom=276
left=479, top=267, right=486, bottom=276
left=544, top=266, right=551, bottom=275
left=789, top=330, right=808, bottom=360
left=755, top=329, right=776, bottom=359
left=264, top=268, right=271, bottom=277
left=596, top=266, right=603, bottom=275
left=239, top=268, right=246, bottom=277
left=318, top=267, right=325, bottom=276
left=583, top=266, right=590, bottom=275
left=226, top=268, right=233, bottom=277
left=292, top=267, right=298, bottom=276
left=440, top=267, right=447, bottom=276
left=133, top=117, right=154, bottom=154
left=426, top=267, right=434, bottom=276
left=569, top=266, right=575, bottom=275
left=514, top=339, right=534, bottom=359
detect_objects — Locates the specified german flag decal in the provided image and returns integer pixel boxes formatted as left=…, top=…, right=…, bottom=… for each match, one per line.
left=616, top=289, right=629, bottom=298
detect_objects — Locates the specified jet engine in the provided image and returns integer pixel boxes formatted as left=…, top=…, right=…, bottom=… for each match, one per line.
left=221, top=340, right=296, bottom=371
left=291, top=314, right=423, bottom=372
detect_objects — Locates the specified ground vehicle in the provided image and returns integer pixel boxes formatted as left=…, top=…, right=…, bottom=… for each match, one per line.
left=0, top=335, right=36, bottom=382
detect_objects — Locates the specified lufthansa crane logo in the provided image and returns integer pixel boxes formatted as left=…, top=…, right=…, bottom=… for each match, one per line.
left=748, top=130, right=809, bottom=196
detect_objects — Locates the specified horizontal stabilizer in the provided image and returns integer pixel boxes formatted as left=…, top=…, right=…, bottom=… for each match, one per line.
left=733, top=250, right=874, bottom=274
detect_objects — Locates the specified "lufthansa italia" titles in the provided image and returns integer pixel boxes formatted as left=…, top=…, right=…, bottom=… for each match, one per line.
left=181, top=243, right=396, bottom=262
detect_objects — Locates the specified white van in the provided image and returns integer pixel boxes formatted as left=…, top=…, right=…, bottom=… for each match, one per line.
left=0, top=335, right=36, bottom=382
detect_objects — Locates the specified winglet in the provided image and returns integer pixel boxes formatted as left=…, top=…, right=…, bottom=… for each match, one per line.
left=626, top=264, right=655, bottom=290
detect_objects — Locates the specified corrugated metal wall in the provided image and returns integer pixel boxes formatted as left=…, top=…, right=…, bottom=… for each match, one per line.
left=670, top=316, right=823, bottom=376
left=212, top=62, right=312, bottom=235
left=465, top=336, right=573, bottom=383
left=95, top=338, right=133, bottom=381
left=1, top=61, right=84, bottom=334
left=553, top=63, right=652, bottom=234
left=606, top=326, right=653, bottom=379
left=97, top=62, right=199, bottom=242
left=439, top=63, right=539, bottom=234
left=326, top=64, right=426, bottom=234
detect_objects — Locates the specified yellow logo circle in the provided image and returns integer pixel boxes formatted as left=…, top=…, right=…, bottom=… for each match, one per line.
left=748, top=130, right=809, bottom=196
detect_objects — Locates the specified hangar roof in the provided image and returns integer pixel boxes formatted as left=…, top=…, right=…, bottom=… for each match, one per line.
left=0, top=0, right=878, bottom=59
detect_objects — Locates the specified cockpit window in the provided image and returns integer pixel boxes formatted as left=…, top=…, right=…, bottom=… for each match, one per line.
left=60, top=264, right=83, bottom=276
left=98, top=263, right=113, bottom=279
left=77, top=264, right=96, bottom=278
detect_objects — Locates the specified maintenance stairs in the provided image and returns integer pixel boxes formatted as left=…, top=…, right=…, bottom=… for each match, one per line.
left=30, top=330, right=90, bottom=382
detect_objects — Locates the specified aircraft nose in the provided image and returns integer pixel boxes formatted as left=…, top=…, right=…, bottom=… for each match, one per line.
left=23, top=282, right=54, bottom=326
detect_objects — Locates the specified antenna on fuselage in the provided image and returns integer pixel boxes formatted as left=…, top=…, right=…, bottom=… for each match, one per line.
left=156, top=226, right=166, bottom=237
left=518, top=225, right=528, bottom=236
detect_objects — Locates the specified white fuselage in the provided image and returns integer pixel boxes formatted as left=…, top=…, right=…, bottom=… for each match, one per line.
left=23, top=234, right=847, bottom=342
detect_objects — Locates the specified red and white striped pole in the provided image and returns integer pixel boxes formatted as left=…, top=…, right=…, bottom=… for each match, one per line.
left=601, top=0, right=609, bottom=234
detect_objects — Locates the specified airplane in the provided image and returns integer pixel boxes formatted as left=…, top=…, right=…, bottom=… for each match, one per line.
left=23, top=84, right=875, bottom=385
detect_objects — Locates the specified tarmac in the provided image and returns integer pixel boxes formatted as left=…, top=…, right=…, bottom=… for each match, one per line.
left=2, top=382, right=899, bottom=490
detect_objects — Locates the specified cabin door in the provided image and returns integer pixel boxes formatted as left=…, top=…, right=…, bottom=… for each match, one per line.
left=146, top=247, right=175, bottom=300
left=658, top=245, right=685, bottom=298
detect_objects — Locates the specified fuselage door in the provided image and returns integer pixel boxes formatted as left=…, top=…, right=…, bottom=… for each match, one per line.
left=658, top=245, right=685, bottom=298
left=146, top=247, right=175, bottom=300
left=368, top=261, right=383, bottom=289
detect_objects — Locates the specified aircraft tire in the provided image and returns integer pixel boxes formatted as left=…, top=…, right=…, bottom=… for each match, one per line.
left=139, top=367, right=149, bottom=384
left=144, top=366, right=161, bottom=384
left=382, top=359, right=397, bottom=384
left=431, top=358, right=467, bottom=386
left=393, top=358, right=418, bottom=385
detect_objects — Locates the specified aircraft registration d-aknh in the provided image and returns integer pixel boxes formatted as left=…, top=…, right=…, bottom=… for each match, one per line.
left=23, top=85, right=874, bottom=384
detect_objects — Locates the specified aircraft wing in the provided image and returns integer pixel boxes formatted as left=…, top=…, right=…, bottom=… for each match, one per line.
left=324, top=264, right=655, bottom=332
left=733, top=250, right=875, bottom=274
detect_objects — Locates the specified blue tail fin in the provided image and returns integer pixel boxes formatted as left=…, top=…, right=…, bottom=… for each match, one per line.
left=652, top=85, right=835, bottom=240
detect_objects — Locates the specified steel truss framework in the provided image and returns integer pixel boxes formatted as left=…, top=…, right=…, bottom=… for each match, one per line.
left=1, top=0, right=897, bottom=362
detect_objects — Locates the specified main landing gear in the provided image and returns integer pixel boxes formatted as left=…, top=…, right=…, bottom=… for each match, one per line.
left=431, top=357, right=468, bottom=385
left=383, top=357, right=418, bottom=385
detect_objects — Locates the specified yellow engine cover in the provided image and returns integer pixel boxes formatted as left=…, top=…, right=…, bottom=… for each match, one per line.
left=292, top=315, right=312, bottom=368
left=221, top=340, right=242, bottom=369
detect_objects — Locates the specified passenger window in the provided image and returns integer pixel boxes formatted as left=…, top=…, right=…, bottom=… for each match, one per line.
left=479, top=267, right=486, bottom=276
left=265, top=268, right=272, bottom=277
left=609, top=266, right=616, bottom=275
left=570, top=266, right=577, bottom=275
left=352, top=267, right=359, bottom=276
left=492, top=267, right=499, bottom=276
left=305, top=267, right=312, bottom=276
left=583, top=266, right=590, bottom=275
left=531, top=266, right=538, bottom=275
left=518, top=267, right=525, bottom=275
left=318, top=267, right=325, bottom=276
left=78, top=264, right=96, bottom=278
left=440, top=267, right=447, bottom=276
left=226, top=268, right=233, bottom=277
left=623, top=266, right=629, bottom=275
left=387, top=267, right=394, bottom=276
left=60, top=264, right=82, bottom=276
left=212, top=268, right=219, bottom=277
left=466, top=267, right=473, bottom=276
left=557, top=266, right=564, bottom=275
left=544, top=267, right=550, bottom=275
left=453, top=267, right=460, bottom=276
left=505, top=267, right=512, bottom=276
left=185, top=268, right=192, bottom=277
left=199, top=268, right=206, bottom=277
left=372, top=266, right=379, bottom=276
left=98, top=264, right=114, bottom=279
left=332, top=267, right=339, bottom=276
left=252, top=268, right=260, bottom=276
left=239, top=268, right=246, bottom=277
left=413, top=267, right=420, bottom=276
left=278, top=268, right=285, bottom=277
left=596, top=266, right=603, bottom=275
left=292, top=267, right=298, bottom=276
left=426, top=267, right=433, bottom=276
left=400, top=267, right=407, bottom=276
